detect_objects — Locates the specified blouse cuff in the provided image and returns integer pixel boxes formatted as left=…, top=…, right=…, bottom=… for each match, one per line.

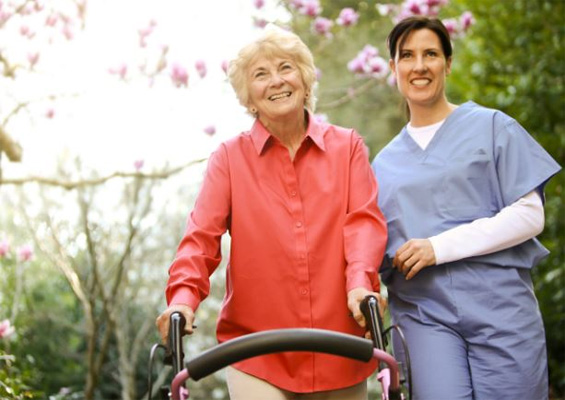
left=346, top=261, right=380, bottom=292
left=168, top=286, right=201, bottom=312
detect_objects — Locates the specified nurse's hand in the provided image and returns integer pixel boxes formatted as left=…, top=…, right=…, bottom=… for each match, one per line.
left=347, top=287, right=387, bottom=331
left=155, top=304, right=196, bottom=344
left=393, top=239, right=436, bottom=280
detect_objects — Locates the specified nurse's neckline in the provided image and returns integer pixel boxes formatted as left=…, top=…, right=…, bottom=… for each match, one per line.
left=409, top=102, right=459, bottom=128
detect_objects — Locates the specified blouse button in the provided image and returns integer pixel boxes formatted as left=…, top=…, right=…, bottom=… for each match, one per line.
left=296, top=221, right=302, bottom=228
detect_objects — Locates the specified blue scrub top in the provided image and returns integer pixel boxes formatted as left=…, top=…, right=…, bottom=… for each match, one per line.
left=372, top=101, right=561, bottom=285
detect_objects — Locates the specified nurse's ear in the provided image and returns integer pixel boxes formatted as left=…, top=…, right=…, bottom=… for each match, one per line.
left=389, top=59, right=397, bottom=78
left=446, top=56, right=452, bottom=76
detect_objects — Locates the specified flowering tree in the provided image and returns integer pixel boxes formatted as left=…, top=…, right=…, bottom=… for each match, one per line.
left=0, top=0, right=87, bottom=170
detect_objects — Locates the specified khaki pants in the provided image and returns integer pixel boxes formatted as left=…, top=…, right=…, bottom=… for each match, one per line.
left=226, top=366, right=368, bottom=400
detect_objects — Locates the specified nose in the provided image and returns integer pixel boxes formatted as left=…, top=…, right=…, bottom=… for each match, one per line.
left=413, top=55, right=427, bottom=73
left=269, top=72, right=285, bottom=86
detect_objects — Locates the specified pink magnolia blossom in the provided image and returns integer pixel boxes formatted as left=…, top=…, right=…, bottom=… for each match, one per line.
left=138, top=21, right=155, bottom=48
left=0, top=239, right=9, bottom=258
left=460, top=11, right=475, bottom=31
left=336, top=8, right=359, bottom=27
left=18, top=245, right=33, bottom=262
left=253, top=17, right=268, bottom=28
left=170, top=63, right=189, bottom=88
left=0, top=320, right=15, bottom=339
left=0, top=11, right=12, bottom=25
left=365, top=57, right=389, bottom=78
left=442, top=18, right=458, bottom=36
left=62, top=24, right=74, bottom=40
left=45, top=108, right=55, bottom=119
left=45, top=14, right=57, bottom=27
left=298, top=0, right=321, bottom=17
left=426, top=0, right=448, bottom=7
left=109, top=63, right=128, bottom=80
left=134, top=160, right=144, bottom=171
left=195, top=60, right=207, bottom=78
left=405, top=0, right=423, bottom=15
left=19, top=25, right=31, bottom=36
left=28, top=52, right=40, bottom=67
left=348, top=45, right=388, bottom=79
left=203, top=125, right=216, bottom=136
left=347, top=56, right=365, bottom=74
left=221, top=60, right=229, bottom=74
left=254, top=0, right=265, bottom=9
left=312, top=17, right=333, bottom=37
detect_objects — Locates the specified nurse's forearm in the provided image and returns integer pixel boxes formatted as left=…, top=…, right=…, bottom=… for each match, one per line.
left=429, top=191, right=544, bottom=264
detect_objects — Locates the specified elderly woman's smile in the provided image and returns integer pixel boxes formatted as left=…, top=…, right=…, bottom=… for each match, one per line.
left=269, top=91, right=292, bottom=101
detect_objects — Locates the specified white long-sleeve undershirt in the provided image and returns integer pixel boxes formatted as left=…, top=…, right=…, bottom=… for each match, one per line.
left=429, top=190, right=544, bottom=264
left=407, top=121, right=545, bottom=265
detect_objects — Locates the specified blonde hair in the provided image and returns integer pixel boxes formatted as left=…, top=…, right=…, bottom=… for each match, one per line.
left=228, top=27, right=317, bottom=115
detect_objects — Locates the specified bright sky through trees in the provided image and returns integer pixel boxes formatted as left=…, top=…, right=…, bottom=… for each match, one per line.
left=7, top=0, right=287, bottom=178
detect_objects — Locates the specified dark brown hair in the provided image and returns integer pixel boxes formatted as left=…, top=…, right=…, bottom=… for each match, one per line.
left=387, top=16, right=453, bottom=60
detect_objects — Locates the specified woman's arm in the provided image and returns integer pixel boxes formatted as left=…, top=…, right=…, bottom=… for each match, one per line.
left=394, top=190, right=543, bottom=279
left=429, top=190, right=543, bottom=264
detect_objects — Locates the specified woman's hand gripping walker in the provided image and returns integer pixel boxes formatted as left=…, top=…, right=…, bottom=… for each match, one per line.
left=148, top=295, right=412, bottom=400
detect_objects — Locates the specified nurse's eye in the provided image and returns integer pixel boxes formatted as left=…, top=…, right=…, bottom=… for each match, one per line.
left=399, top=51, right=412, bottom=59
left=426, top=50, right=439, bottom=57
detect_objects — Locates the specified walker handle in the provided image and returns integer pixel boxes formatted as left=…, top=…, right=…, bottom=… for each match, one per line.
left=164, top=312, right=186, bottom=376
left=185, top=328, right=374, bottom=381
left=360, top=295, right=387, bottom=351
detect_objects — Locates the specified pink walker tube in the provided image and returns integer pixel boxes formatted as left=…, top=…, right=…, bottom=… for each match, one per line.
left=373, top=348, right=401, bottom=390
left=171, top=369, right=190, bottom=400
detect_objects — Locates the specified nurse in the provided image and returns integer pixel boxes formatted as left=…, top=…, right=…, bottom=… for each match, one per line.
left=371, top=16, right=561, bottom=400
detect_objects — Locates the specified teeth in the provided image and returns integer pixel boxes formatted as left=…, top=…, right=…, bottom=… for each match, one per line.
left=269, top=92, right=291, bottom=100
left=411, top=79, right=430, bottom=86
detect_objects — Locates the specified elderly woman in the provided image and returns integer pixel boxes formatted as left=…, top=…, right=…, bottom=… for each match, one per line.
left=372, top=17, right=561, bottom=400
left=156, top=28, right=387, bottom=399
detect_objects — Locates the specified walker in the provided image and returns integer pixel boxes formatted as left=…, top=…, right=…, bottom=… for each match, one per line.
left=148, top=295, right=412, bottom=400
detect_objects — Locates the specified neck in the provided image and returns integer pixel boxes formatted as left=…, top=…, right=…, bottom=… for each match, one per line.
left=408, top=98, right=457, bottom=127
left=260, top=110, right=308, bottom=149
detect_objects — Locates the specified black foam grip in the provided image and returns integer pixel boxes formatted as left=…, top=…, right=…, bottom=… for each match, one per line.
left=186, top=328, right=374, bottom=381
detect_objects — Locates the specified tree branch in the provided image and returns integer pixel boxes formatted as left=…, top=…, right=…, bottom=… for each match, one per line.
left=317, top=78, right=380, bottom=111
left=0, top=125, right=23, bottom=162
left=0, top=158, right=207, bottom=188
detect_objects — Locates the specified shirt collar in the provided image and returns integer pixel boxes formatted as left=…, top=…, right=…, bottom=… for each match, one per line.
left=249, top=111, right=326, bottom=155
